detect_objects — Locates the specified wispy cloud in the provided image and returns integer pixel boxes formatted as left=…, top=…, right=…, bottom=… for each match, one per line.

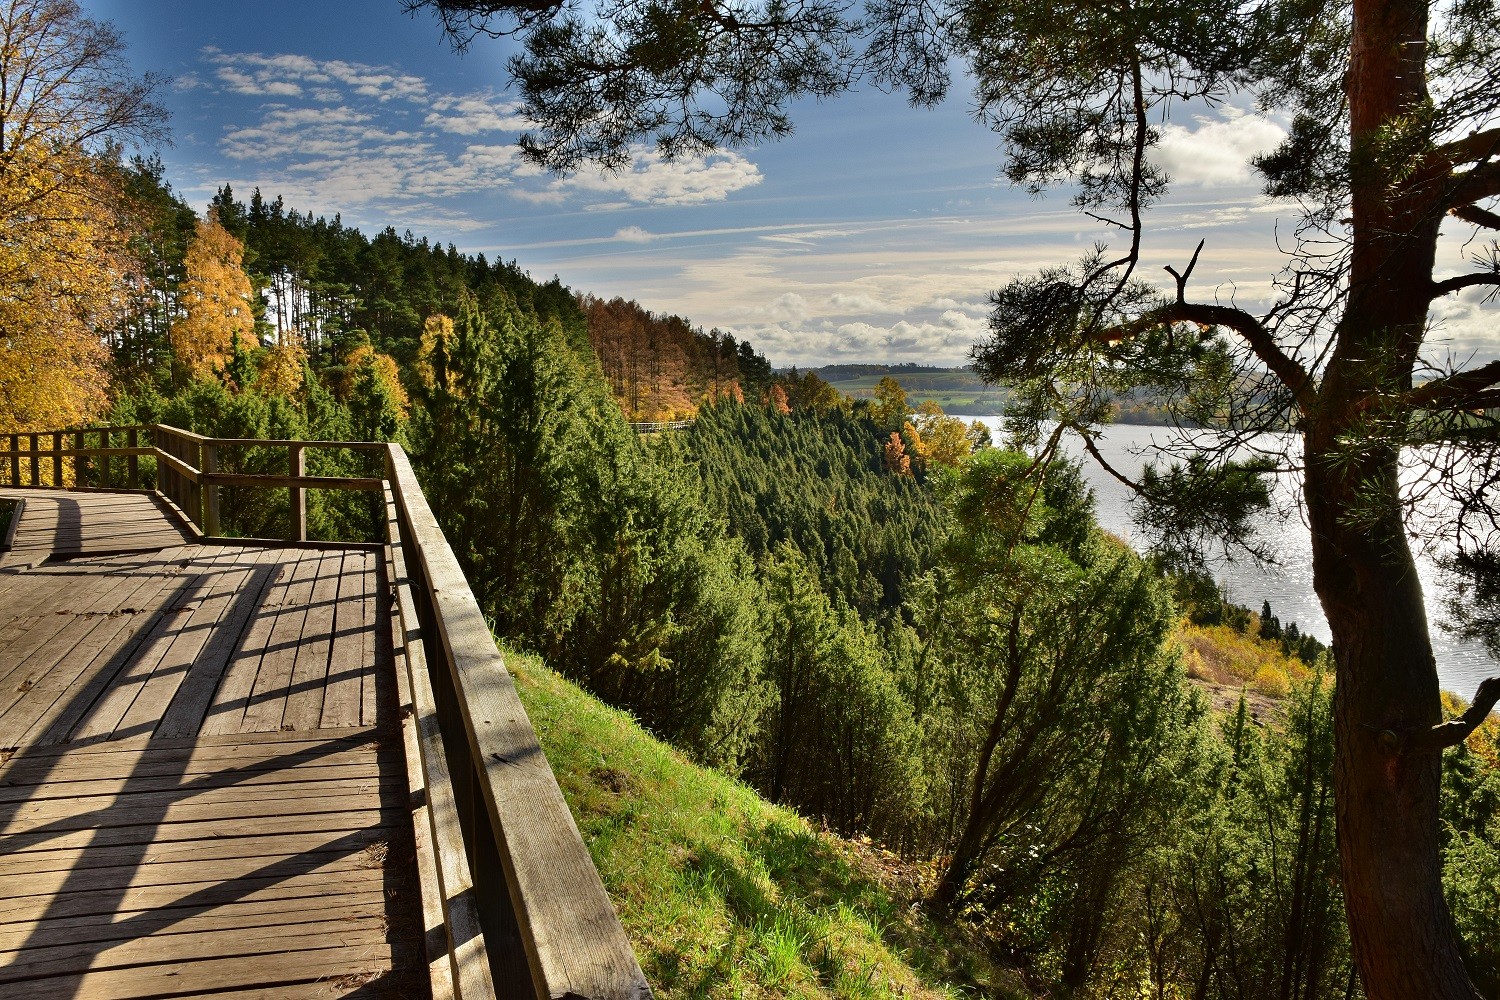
left=513, top=149, right=762, bottom=207
left=196, top=48, right=762, bottom=218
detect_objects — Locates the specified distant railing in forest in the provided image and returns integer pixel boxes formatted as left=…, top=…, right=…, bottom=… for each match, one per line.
left=628, top=420, right=693, bottom=433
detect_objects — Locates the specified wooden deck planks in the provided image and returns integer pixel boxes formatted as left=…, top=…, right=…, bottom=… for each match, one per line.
left=0, top=488, right=193, bottom=557
left=0, top=727, right=425, bottom=996
left=0, top=489, right=428, bottom=998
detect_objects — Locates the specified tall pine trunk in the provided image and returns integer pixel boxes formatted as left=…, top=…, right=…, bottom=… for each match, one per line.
left=1311, top=2, right=1479, bottom=994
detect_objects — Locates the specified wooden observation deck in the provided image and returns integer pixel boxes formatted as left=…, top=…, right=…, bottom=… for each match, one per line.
left=0, top=427, right=650, bottom=1000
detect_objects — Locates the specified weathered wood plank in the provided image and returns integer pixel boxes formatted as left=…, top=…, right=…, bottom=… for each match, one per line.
left=11, top=942, right=416, bottom=1000
left=280, top=548, right=344, bottom=733
left=0, top=810, right=391, bottom=856
left=198, top=555, right=298, bottom=737
left=320, top=548, right=369, bottom=730
left=153, top=546, right=284, bottom=740
left=0, top=890, right=392, bottom=953
left=0, top=826, right=391, bottom=876
left=241, top=548, right=324, bottom=733
left=0, top=761, right=389, bottom=803
left=0, top=787, right=402, bottom=837
left=0, top=917, right=395, bottom=982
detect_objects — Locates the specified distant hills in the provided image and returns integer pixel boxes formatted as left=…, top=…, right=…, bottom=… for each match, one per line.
left=798, top=364, right=1008, bottom=416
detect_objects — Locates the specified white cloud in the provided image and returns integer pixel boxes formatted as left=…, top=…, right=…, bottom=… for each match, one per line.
left=1152, top=111, right=1287, bottom=187
left=424, top=93, right=529, bottom=135
left=613, top=226, right=656, bottom=243
left=199, top=51, right=760, bottom=216
left=516, top=149, right=762, bottom=206
left=828, top=293, right=890, bottom=313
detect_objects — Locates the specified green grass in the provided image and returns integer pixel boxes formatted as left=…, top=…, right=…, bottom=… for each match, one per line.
left=508, top=649, right=1019, bottom=1000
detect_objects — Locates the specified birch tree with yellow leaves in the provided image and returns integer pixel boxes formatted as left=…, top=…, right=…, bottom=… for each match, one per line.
left=170, top=217, right=256, bottom=385
left=0, top=0, right=165, bottom=430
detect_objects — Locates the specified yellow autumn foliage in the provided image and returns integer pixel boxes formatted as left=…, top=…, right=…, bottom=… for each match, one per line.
left=416, top=314, right=454, bottom=392
left=171, top=218, right=256, bottom=384
left=0, top=0, right=167, bottom=432
left=0, top=138, right=123, bottom=431
left=342, top=345, right=410, bottom=419
left=257, top=334, right=308, bottom=398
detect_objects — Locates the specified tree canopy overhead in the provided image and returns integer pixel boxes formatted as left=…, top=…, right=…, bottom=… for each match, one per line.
left=411, top=0, right=1500, bottom=996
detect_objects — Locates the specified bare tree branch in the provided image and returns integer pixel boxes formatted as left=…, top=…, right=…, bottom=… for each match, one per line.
left=1448, top=161, right=1500, bottom=209
left=1429, top=127, right=1500, bottom=170
left=1405, top=359, right=1500, bottom=411
left=1431, top=272, right=1500, bottom=298
left=1451, top=203, right=1500, bottom=231
left=1099, top=299, right=1314, bottom=415
left=1410, top=677, right=1500, bottom=751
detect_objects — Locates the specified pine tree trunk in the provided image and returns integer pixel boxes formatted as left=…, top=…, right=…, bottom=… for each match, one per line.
left=1308, top=0, right=1482, bottom=994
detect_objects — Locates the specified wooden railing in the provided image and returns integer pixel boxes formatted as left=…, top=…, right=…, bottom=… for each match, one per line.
left=627, top=420, right=693, bottom=433
left=0, top=425, right=385, bottom=541
left=0, top=425, right=652, bottom=1000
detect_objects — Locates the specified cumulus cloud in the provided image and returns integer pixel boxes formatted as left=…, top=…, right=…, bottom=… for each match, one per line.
left=1152, top=111, right=1286, bottom=187
left=828, top=293, right=891, bottom=313
left=613, top=226, right=656, bottom=243
left=424, top=92, right=529, bottom=135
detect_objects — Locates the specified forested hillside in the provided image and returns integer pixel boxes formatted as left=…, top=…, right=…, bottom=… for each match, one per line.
left=580, top=295, right=772, bottom=420
left=10, top=149, right=1497, bottom=997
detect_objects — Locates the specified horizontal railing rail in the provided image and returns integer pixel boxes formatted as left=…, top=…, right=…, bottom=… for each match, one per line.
left=0, top=423, right=652, bottom=999
left=627, top=420, right=693, bottom=433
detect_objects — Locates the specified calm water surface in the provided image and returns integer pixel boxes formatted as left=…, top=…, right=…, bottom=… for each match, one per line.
left=960, top=417, right=1497, bottom=697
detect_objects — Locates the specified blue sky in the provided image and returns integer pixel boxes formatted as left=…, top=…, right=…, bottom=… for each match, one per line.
left=88, top=0, right=1496, bottom=368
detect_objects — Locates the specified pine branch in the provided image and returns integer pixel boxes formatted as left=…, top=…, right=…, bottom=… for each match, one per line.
left=1405, top=358, right=1500, bottom=411
left=1098, top=299, right=1313, bottom=415
left=1411, top=677, right=1500, bottom=751
left=1451, top=203, right=1500, bottom=231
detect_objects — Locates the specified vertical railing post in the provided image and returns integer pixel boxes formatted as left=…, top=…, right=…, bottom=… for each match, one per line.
left=28, top=433, right=38, bottom=486
left=8, top=433, right=17, bottom=486
left=128, top=428, right=140, bottom=489
left=203, top=442, right=220, bottom=537
left=74, top=430, right=86, bottom=488
left=289, top=443, right=306, bottom=541
left=193, top=439, right=204, bottom=531
left=52, top=431, right=63, bottom=487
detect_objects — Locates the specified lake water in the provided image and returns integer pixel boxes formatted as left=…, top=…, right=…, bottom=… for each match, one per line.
left=960, top=417, right=1497, bottom=697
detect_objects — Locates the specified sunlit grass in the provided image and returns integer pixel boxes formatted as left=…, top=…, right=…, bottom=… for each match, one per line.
left=507, top=647, right=1018, bottom=1000
left=1175, top=618, right=1315, bottom=700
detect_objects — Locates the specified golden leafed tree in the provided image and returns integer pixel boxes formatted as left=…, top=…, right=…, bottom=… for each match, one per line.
left=256, top=333, right=307, bottom=399
left=342, top=345, right=410, bottom=419
left=0, top=0, right=166, bottom=430
left=170, top=217, right=255, bottom=384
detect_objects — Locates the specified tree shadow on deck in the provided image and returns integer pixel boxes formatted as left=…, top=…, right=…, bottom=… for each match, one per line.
left=0, top=545, right=428, bottom=998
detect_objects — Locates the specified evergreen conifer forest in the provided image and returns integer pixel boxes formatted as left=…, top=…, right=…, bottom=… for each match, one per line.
left=3, top=1, right=1499, bottom=995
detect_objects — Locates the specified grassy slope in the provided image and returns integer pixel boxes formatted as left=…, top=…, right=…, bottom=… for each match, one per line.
left=508, top=650, right=1020, bottom=1000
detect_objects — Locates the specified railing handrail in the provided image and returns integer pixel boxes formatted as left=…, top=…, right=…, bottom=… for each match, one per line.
left=0, top=424, right=653, bottom=998
left=0, top=425, right=389, bottom=541
left=386, top=446, right=651, bottom=999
